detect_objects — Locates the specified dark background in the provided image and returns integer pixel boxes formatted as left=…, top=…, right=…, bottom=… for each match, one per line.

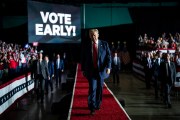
left=0, top=0, right=180, bottom=62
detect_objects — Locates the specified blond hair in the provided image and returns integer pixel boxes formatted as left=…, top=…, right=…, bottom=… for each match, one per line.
left=89, top=29, right=99, bottom=34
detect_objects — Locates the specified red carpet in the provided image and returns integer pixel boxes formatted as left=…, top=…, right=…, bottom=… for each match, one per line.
left=68, top=64, right=131, bottom=120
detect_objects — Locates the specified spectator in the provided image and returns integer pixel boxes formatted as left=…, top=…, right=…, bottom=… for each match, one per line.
left=8, top=55, right=17, bottom=77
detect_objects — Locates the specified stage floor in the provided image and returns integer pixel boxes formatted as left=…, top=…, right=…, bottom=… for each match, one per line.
left=1, top=70, right=180, bottom=120
left=106, top=71, right=180, bottom=120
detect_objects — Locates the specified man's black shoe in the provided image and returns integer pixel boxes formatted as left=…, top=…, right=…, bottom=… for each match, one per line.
left=165, top=104, right=172, bottom=109
left=41, top=99, right=44, bottom=104
left=95, top=107, right=100, bottom=110
left=168, top=104, right=172, bottom=108
left=90, top=109, right=95, bottom=115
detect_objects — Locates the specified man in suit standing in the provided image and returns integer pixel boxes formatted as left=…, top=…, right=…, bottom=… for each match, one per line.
left=81, top=29, right=111, bottom=115
left=112, top=51, right=121, bottom=84
left=44, top=55, right=54, bottom=94
left=160, top=53, right=176, bottom=108
left=54, top=54, right=64, bottom=86
left=153, top=51, right=163, bottom=99
left=144, top=52, right=153, bottom=89
left=34, top=52, right=50, bottom=103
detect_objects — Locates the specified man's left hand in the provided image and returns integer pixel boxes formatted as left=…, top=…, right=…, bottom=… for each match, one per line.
left=106, top=68, right=111, bottom=74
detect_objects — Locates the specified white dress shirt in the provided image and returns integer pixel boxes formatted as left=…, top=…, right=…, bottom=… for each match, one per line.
left=114, top=57, right=118, bottom=65
left=56, top=59, right=60, bottom=69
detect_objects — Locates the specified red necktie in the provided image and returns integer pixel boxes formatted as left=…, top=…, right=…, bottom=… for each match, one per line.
left=93, top=42, right=98, bottom=68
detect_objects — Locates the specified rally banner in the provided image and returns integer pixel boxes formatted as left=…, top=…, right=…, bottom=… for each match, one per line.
left=28, top=1, right=81, bottom=43
left=0, top=74, right=33, bottom=115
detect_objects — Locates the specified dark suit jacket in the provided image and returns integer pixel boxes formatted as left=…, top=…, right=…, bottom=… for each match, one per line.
left=47, top=61, right=54, bottom=77
left=33, top=60, right=50, bottom=80
left=54, top=59, right=64, bottom=71
left=112, top=56, right=121, bottom=72
left=153, top=58, right=163, bottom=77
left=81, top=40, right=112, bottom=79
left=144, top=57, right=153, bottom=70
left=160, top=61, right=176, bottom=85
left=143, top=57, right=154, bottom=77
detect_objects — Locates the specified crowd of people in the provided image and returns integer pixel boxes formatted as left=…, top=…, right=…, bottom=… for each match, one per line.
left=29, top=49, right=68, bottom=103
left=0, top=40, right=38, bottom=83
left=136, top=32, right=180, bottom=109
left=138, top=32, right=180, bottom=50
left=0, top=40, right=68, bottom=104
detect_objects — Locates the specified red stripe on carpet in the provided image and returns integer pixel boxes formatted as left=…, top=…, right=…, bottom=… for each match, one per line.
left=68, top=64, right=131, bottom=120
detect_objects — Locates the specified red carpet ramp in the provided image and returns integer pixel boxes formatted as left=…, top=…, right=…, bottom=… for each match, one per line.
left=68, top=64, right=131, bottom=120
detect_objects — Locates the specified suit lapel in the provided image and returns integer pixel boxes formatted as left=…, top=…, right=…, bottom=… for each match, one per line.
left=169, top=62, right=172, bottom=70
left=98, top=40, right=102, bottom=59
left=118, top=57, right=120, bottom=65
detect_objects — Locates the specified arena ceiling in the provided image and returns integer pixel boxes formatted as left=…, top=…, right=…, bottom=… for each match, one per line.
left=0, top=0, right=179, bottom=15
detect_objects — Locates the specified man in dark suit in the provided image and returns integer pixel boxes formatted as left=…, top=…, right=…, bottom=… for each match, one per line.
left=112, top=51, right=121, bottom=84
left=144, top=52, right=153, bottom=89
left=160, top=53, right=176, bottom=108
left=54, top=54, right=64, bottom=86
left=33, top=52, right=50, bottom=103
left=153, top=51, right=164, bottom=99
left=44, top=55, right=54, bottom=94
left=81, top=29, right=112, bottom=115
